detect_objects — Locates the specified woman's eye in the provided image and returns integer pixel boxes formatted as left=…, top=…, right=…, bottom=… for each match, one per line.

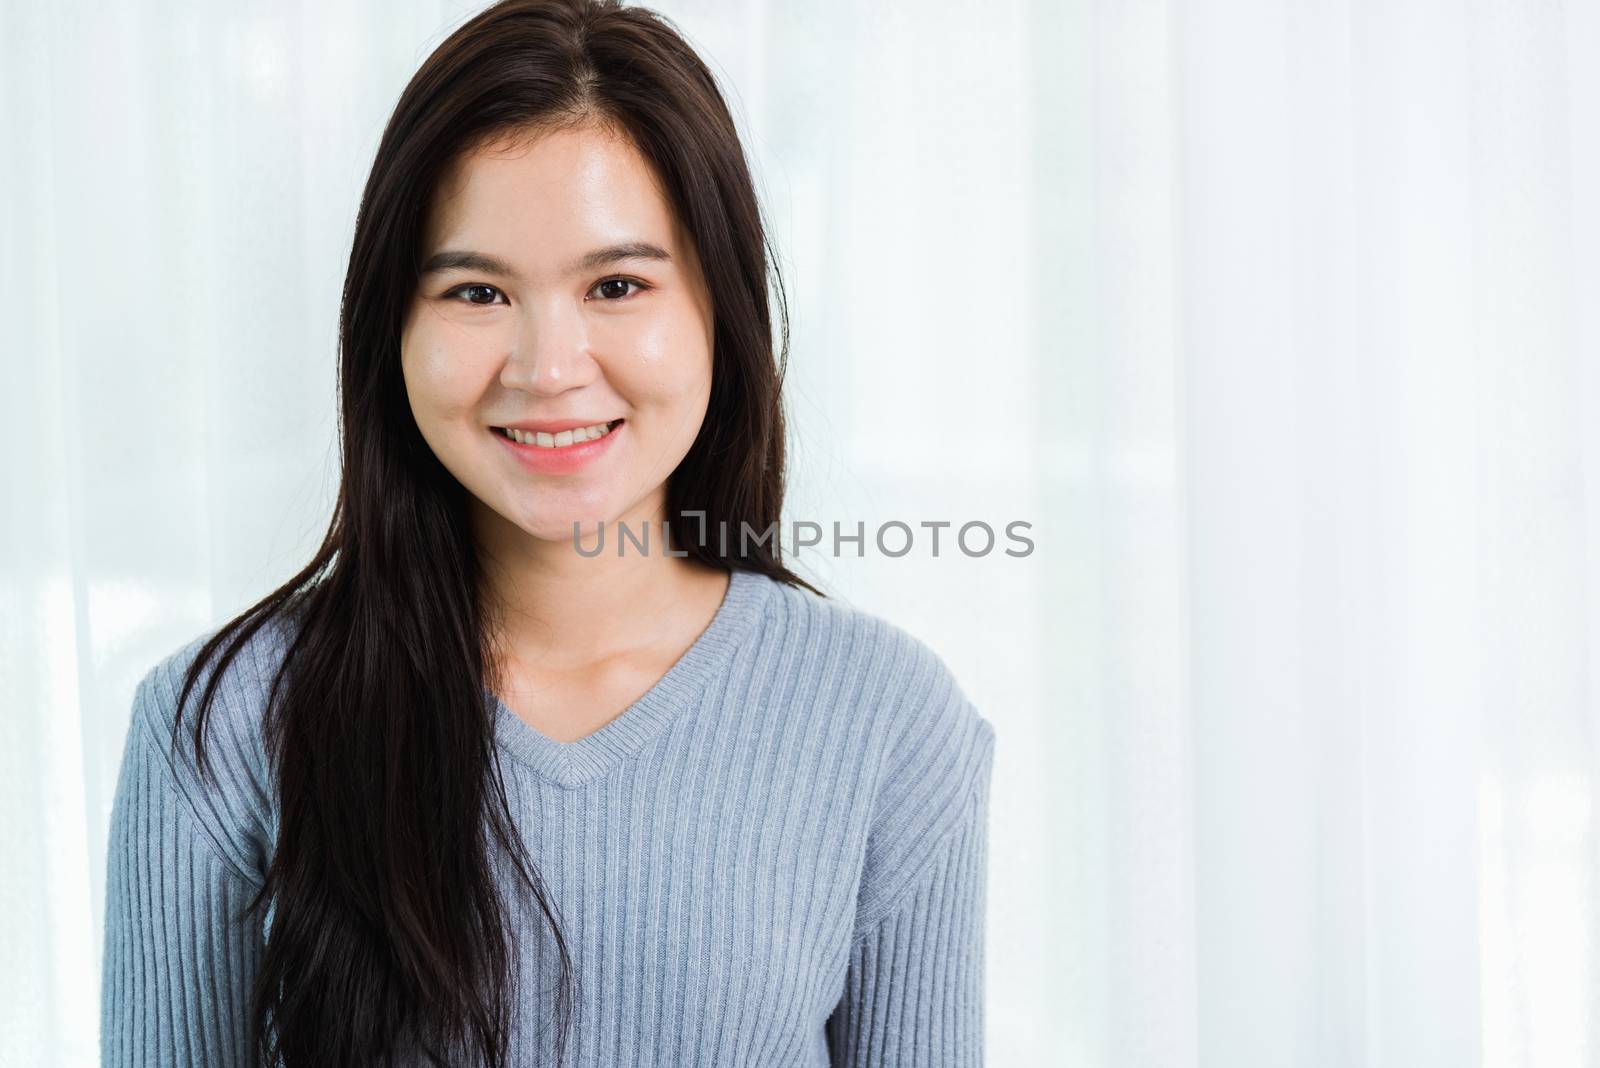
left=445, top=283, right=506, bottom=306
left=441, top=278, right=648, bottom=306
left=590, top=277, right=649, bottom=302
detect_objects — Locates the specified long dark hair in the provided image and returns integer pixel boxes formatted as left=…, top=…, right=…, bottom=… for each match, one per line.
left=166, top=1, right=819, bottom=1064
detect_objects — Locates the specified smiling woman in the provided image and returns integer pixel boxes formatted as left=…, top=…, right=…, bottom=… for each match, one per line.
left=96, top=1, right=996, bottom=1066
left=401, top=122, right=717, bottom=548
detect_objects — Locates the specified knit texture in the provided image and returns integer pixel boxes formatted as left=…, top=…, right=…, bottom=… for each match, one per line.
left=100, top=567, right=997, bottom=1066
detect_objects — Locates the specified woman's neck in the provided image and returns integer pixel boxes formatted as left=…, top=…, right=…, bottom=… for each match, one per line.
left=472, top=497, right=724, bottom=672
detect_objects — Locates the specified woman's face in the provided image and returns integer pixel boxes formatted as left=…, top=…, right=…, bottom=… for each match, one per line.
left=401, top=123, right=715, bottom=546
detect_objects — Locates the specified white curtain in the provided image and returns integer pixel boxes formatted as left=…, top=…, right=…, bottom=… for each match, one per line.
left=4, top=1, right=1596, bottom=1064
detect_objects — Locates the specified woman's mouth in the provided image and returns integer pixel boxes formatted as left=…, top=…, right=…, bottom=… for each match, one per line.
left=490, top=418, right=624, bottom=475
left=493, top=418, right=624, bottom=449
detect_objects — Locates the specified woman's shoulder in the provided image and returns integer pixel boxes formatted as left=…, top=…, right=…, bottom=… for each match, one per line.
left=135, top=611, right=298, bottom=747
left=754, top=570, right=995, bottom=750
left=126, top=612, right=296, bottom=875
left=751, top=574, right=996, bottom=934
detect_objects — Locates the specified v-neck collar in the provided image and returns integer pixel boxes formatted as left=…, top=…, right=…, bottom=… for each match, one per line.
left=484, top=567, right=775, bottom=789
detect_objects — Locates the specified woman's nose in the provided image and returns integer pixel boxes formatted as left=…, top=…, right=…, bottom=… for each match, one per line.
left=499, top=304, right=600, bottom=395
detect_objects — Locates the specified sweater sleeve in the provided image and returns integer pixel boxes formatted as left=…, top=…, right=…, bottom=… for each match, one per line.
left=100, top=666, right=269, bottom=1067
left=827, top=633, right=998, bottom=1066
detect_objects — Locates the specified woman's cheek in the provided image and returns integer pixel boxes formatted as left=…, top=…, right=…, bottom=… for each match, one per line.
left=410, top=342, right=483, bottom=420
left=617, top=316, right=710, bottom=399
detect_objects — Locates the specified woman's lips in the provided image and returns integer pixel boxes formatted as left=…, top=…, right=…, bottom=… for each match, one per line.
left=491, top=419, right=623, bottom=475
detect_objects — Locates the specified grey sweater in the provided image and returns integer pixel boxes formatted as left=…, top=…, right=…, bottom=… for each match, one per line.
left=99, top=567, right=996, bottom=1066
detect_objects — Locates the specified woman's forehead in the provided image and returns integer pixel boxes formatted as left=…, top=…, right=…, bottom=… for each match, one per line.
left=423, top=126, right=681, bottom=264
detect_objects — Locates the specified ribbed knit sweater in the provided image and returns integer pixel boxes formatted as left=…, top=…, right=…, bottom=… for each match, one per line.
left=99, top=567, right=997, bottom=1066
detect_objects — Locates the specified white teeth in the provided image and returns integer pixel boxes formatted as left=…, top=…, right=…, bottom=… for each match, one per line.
left=502, top=421, right=615, bottom=449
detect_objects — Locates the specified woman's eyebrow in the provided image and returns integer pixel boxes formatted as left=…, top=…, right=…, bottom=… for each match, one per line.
left=419, top=241, right=673, bottom=279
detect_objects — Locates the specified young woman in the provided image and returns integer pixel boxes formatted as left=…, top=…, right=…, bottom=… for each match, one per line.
left=99, top=1, right=996, bottom=1065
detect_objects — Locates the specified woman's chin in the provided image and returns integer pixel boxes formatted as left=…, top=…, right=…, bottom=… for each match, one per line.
left=516, top=512, right=624, bottom=546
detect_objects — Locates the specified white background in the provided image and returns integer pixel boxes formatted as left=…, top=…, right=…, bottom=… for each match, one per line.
left=4, top=1, right=1598, bottom=1065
